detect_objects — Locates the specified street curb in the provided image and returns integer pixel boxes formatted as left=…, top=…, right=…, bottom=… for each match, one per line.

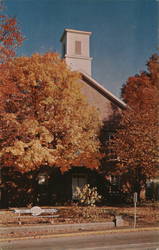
left=0, top=221, right=127, bottom=239
left=0, top=227, right=159, bottom=242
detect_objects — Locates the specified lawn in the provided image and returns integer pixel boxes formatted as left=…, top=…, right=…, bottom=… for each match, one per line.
left=0, top=202, right=159, bottom=227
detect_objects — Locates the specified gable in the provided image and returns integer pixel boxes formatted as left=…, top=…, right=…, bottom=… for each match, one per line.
left=79, top=79, right=115, bottom=121
left=78, top=73, right=126, bottom=121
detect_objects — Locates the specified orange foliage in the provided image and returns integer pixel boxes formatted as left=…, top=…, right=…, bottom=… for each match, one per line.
left=108, top=54, right=159, bottom=194
left=0, top=14, right=24, bottom=63
left=0, top=53, right=101, bottom=173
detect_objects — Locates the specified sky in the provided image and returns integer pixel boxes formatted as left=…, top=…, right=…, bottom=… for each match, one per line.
left=4, top=0, right=159, bottom=98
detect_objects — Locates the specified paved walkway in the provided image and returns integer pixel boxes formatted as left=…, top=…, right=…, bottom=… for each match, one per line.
left=0, top=221, right=116, bottom=238
left=0, top=221, right=159, bottom=242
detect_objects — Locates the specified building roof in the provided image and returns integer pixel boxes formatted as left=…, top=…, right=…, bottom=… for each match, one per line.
left=60, top=29, right=92, bottom=42
left=80, top=71, right=127, bottom=110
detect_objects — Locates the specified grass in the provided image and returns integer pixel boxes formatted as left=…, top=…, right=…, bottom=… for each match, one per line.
left=0, top=202, right=159, bottom=227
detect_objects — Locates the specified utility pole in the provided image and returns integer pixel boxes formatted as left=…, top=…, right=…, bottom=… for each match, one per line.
left=133, top=192, right=137, bottom=228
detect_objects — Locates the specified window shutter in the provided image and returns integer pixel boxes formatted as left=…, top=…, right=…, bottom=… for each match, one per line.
left=75, top=41, right=81, bottom=55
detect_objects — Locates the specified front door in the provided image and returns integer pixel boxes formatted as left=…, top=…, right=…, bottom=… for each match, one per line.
left=72, top=174, right=87, bottom=200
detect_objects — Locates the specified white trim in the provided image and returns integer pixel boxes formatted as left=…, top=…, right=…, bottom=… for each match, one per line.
left=60, top=29, right=92, bottom=41
left=65, top=55, right=93, bottom=61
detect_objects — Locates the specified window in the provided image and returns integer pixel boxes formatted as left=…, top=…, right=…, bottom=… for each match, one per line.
left=72, top=174, right=87, bottom=199
left=75, top=40, right=81, bottom=55
left=109, top=175, right=121, bottom=193
left=37, top=172, right=48, bottom=185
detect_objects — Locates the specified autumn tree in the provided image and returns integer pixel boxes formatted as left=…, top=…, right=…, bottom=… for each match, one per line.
left=0, top=7, right=23, bottom=63
left=0, top=1, right=24, bottom=207
left=0, top=53, right=101, bottom=174
left=107, top=55, right=159, bottom=199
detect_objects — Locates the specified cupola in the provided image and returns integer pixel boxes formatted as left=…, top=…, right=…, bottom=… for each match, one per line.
left=60, top=29, right=92, bottom=76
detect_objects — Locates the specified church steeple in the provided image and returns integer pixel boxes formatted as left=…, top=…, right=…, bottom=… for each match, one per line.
left=60, top=29, right=92, bottom=76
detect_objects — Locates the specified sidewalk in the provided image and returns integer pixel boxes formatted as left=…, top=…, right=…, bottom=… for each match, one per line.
left=0, top=221, right=117, bottom=239
left=1, top=221, right=159, bottom=242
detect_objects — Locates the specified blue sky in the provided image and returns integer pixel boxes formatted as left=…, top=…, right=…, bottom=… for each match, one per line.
left=5, top=0, right=158, bottom=97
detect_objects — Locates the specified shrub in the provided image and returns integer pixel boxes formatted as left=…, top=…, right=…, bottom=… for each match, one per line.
left=75, top=184, right=102, bottom=206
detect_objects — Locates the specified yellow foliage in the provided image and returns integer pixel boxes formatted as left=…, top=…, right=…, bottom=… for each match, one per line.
left=0, top=52, right=101, bottom=172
